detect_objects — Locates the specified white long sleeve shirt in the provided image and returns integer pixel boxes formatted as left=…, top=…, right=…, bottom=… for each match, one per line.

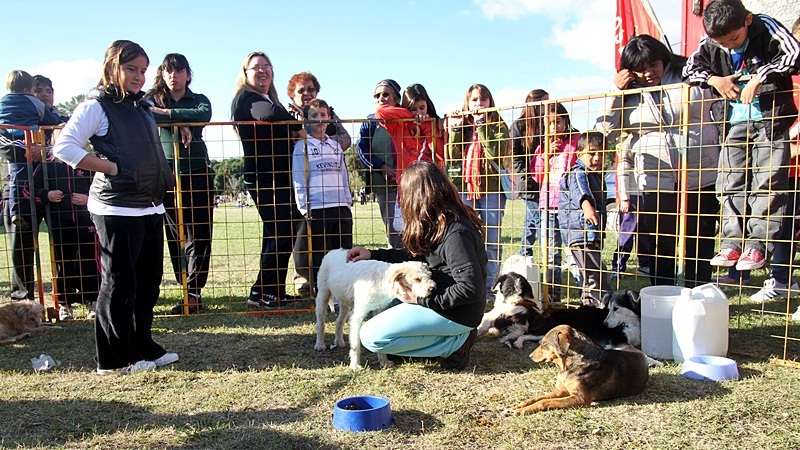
left=292, top=135, right=352, bottom=216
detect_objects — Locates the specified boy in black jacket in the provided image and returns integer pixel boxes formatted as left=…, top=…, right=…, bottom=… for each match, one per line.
left=683, top=0, right=800, bottom=271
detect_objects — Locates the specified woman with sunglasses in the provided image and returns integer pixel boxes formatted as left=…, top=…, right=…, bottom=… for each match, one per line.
left=355, top=79, right=403, bottom=248
left=231, top=51, right=302, bottom=308
left=286, top=72, right=351, bottom=295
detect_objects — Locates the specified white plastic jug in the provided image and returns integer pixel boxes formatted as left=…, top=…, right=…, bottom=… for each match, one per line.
left=672, top=283, right=729, bottom=363
left=501, top=255, right=542, bottom=300
left=640, top=285, right=684, bottom=360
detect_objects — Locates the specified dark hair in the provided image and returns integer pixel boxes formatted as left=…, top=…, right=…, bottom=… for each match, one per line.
left=147, top=53, right=192, bottom=108
left=703, top=0, right=750, bottom=38
left=548, top=102, right=575, bottom=136
left=302, top=98, right=329, bottom=119
left=33, top=75, right=53, bottom=89
left=618, top=35, right=687, bottom=82
left=287, top=72, right=320, bottom=102
left=519, top=89, right=549, bottom=152
left=577, top=131, right=606, bottom=153
left=402, top=84, right=440, bottom=119
left=98, top=40, right=149, bottom=101
left=399, top=161, right=483, bottom=256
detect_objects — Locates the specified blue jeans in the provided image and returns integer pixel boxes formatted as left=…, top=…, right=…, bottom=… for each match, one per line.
left=542, top=210, right=563, bottom=298
left=360, top=302, right=473, bottom=358
left=520, top=198, right=541, bottom=256
left=461, top=192, right=506, bottom=295
left=770, top=188, right=800, bottom=284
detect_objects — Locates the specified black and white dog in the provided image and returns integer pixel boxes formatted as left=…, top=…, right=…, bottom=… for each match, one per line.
left=479, top=273, right=642, bottom=350
left=477, top=272, right=547, bottom=347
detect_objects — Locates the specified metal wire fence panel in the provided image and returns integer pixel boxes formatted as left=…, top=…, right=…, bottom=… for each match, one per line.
left=1, top=82, right=799, bottom=364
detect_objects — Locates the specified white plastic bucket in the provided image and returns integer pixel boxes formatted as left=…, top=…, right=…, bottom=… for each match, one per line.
left=672, top=283, right=729, bottom=363
left=501, top=255, right=542, bottom=300
left=640, top=285, right=683, bottom=360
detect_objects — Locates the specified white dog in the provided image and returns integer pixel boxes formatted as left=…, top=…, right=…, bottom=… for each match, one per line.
left=314, top=249, right=437, bottom=370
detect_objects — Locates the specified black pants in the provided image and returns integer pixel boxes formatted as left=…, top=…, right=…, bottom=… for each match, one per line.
left=2, top=197, right=43, bottom=300
left=164, top=169, right=214, bottom=296
left=642, top=188, right=719, bottom=287
left=293, top=207, right=353, bottom=287
left=92, top=213, right=166, bottom=370
left=50, top=221, right=100, bottom=306
left=248, top=182, right=297, bottom=299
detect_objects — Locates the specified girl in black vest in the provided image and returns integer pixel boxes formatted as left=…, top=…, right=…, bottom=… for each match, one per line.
left=53, top=40, right=178, bottom=375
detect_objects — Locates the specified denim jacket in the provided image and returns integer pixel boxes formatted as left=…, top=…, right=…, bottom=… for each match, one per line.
left=558, top=159, right=605, bottom=247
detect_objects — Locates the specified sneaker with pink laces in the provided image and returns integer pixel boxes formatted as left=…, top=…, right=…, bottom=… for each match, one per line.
left=710, top=248, right=741, bottom=267
left=736, top=248, right=767, bottom=271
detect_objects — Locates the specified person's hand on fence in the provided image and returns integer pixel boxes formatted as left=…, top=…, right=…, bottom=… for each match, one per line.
left=179, top=126, right=192, bottom=148
left=446, top=111, right=464, bottom=130
left=708, top=74, right=741, bottom=100
left=47, top=190, right=64, bottom=202
left=346, top=247, right=371, bottom=263
left=71, top=193, right=88, bottom=206
left=739, top=77, right=762, bottom=104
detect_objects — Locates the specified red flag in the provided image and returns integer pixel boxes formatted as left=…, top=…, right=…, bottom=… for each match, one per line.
left=615, top=0, right=665, bottom=70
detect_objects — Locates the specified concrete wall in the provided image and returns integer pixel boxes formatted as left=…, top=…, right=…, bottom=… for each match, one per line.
left=743, top=0, right=798, bottom=30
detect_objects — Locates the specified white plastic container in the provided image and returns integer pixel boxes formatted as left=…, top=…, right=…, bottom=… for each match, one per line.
left=501, top=255, right=542, bottom=300
left=672, top=283, right=729, bottom=363
left=640, top=285, right=683, bottom=360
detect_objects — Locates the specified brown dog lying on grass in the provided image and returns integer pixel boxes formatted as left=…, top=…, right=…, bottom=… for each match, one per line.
left=0, top=300, right=55, bottom=344
left=506, top=324, right=649, bottom=415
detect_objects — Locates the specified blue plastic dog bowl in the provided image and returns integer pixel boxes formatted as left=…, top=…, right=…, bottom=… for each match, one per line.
left=332, top=395, right=393, bottom=432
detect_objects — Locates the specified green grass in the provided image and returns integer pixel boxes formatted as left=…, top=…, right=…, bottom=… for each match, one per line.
left=1, top=199, right=800, bottom=448
left=1, top=310, right=799, bottom=449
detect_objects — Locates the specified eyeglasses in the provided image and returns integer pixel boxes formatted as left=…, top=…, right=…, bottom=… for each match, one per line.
left=296, top=87, right=317, bottom=95
left=373, top=91, right=392, bottom=99
left=246, top=65, right=272, bottom=73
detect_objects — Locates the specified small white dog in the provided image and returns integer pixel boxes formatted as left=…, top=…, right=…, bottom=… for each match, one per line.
left=314, top=249, right=436, bottom=370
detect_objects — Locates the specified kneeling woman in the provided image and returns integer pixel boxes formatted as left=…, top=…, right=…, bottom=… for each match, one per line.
left=346, top=161, right=487, bottom=370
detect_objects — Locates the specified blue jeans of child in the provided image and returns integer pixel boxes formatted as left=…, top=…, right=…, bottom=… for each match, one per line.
left=519, top=198, right=540, bottom=256
left=769, top=186, right=800, bottom=284
left=461, top=192, right=505, bottom=296
left=541, top=210, right=563, bottom=298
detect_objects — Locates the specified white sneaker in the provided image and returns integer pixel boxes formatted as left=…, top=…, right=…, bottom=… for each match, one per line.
left=750, top=279, right=800, bottom=303
left=96, top=360, right=156, bottom=376
left=153, top=352, right=179, bottom=367
left=86, top=302, right=96, bottom=319
left=792, top=306, right=800, bottom=322
left=120, top=360, right=156, bottom=374
left=59, top=305, right=73, bottom=321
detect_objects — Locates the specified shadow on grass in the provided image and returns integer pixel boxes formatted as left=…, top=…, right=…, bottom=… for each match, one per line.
left=0, top=399, right=337, bottom=449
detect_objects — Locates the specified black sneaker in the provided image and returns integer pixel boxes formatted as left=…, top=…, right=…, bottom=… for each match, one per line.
left=441, top=329, right=477, bottom=371
left=171, top=293, right=204, bottom=315
left=247, top=293, right=282, bottom=309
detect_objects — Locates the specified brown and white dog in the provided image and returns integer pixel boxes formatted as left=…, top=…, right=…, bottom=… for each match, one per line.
left=0, top=300, right=54, bottom=344
left=505, top=324, right=649, bottom=415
